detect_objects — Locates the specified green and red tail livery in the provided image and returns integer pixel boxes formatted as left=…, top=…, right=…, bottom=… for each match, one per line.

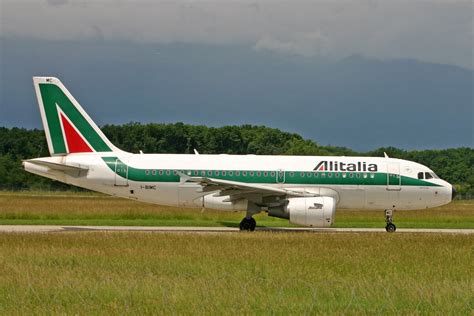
left=33, top=77, right=119, bottom=155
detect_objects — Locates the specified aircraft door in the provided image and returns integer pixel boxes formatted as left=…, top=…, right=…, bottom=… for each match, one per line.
left=114, top=159, right=129, bottom=186
left=276, top=169, right=285, bottom=184
left=386, top=162, right=401, bottom=191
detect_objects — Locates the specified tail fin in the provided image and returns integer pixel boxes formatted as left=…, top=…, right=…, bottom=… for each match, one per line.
left=33, top=77, right=120, bottom=156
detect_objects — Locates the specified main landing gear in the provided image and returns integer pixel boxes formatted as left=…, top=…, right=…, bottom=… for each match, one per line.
left=385, top=209, right=396, bottom=232
left=239, top=216, right=256, bottom=231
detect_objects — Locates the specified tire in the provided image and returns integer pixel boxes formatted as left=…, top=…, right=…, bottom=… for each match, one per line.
left=239, top=217, right=256, bottom=231
left=239, top=218, right=251, bottom=231
left=385, top=223, right=397, bottom=232
left=249, top=217, right=256, bottom=231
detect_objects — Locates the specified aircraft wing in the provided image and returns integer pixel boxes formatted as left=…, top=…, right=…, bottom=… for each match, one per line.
left=181, top=175, right=318, bottom=199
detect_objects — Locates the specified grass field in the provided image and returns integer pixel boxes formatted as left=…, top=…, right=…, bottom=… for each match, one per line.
left=0, top=232, right=472, bottom=314
left=0, top=191, right=473, bottom=229
left=0, top=192, right=472, bottom=314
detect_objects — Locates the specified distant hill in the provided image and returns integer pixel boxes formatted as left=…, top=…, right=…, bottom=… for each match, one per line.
left=1, top=38, right=472, bottom=151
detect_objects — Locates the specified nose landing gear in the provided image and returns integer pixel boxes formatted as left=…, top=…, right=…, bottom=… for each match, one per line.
left=385, top=209, right=396, bottom=232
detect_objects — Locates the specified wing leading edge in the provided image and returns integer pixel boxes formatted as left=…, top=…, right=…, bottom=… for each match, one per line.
left=180, top=173, right=319, bottom=199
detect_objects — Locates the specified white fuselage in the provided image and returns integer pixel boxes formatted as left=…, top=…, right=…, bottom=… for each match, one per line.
left=24, top=152, right=453, bottom=212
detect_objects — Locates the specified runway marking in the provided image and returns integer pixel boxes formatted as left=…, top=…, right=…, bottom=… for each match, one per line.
left=0, top=225, right=472, bottom=234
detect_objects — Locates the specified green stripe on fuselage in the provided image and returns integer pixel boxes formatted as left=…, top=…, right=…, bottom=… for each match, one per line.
left=102, top=157, right=441, bottom=187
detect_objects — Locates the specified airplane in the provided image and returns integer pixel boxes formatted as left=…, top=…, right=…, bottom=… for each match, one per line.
left=23, top=77, right=456, bottom=232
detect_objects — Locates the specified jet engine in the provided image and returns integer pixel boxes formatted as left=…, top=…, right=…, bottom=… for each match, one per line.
left=194, top=194, right=248, bottom=211
left=268, top=196, right=336, bottom=227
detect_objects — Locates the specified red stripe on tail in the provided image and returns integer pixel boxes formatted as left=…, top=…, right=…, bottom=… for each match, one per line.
left=60, top=113, right=93, bottom=153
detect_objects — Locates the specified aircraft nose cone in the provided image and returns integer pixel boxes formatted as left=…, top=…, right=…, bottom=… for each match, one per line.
left=451, top=186, right=457, bottom=201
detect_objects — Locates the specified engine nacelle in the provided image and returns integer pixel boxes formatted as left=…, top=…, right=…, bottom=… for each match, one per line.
left=286, top=196, right=336, bottom=227
left=193, top=194, right=248, bottom=211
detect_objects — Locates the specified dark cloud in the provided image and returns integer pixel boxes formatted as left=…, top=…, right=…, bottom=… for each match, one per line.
left=1, top=1, right=472, bottom=68
left=1, top=38, right=472, bottom=150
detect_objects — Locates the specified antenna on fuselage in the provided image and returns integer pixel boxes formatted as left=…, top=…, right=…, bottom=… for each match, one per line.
left=384, top=152, right=389, bottom=158
left=194, top=149, right=200, bottom=155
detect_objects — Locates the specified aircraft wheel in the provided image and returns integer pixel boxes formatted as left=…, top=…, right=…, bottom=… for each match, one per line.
left=239, top=217, right=256, bottom=231
left=384, top=209, right=396, bottom=233
left=385, top=223, right=396, bottom=233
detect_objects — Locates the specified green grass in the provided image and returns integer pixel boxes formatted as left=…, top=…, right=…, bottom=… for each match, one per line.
left=0, top=191, right=473, bottom=228
left=0, top=192, right=472, bottom=313
left=0, top=232, right=472, bottom=314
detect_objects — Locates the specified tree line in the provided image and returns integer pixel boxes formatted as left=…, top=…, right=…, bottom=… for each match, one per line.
left=0, top=123, right=473, bottom=194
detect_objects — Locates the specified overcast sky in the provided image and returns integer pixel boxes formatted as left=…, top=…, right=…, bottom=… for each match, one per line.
left=0, top=1, right=472, bottom=150
left=2, top=0, right=473, bottom=68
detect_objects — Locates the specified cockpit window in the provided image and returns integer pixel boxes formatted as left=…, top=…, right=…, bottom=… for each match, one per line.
left=418, top=171, right=439, bottom=180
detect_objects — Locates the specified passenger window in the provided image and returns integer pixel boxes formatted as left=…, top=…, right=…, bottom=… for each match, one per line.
left=270, top=172, right=275, bottom=177
left=222, top=171, right=226, bottom=176
left=425, top=172, right=433, bottom=179
left=290, top=172, right=295, bottom=177
left=166, top=170, right=170, bottom=176
left=243, top=171, right=247, bottom=176
left=342, top=173, right=347, bottom=178
left=236, top=171, right=240, bottom=176
left=417, top=172, right=424, bottom=179
left=250, top=171, right=254, bottom=176
left=201, top=171, right=206, bottom=176
left=300, top=172, right=305, bottom=177
left=229, top=171, right=233, bottom=176
left=306, top=172, right=312, bottom=177
left=264, top=172, right=268, bottom=177
left=208, top=171, right=212, bottom=176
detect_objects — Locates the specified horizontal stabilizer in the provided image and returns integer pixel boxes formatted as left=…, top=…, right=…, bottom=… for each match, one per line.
left=23, top=158, right=89, bottom=172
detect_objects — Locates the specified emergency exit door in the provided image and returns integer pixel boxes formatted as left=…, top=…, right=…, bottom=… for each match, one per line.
left=114, top=159, right=128, bottom=186
left=276, top=169, right=285, bottom=184
left=386, top=163, right=401, bottom=191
